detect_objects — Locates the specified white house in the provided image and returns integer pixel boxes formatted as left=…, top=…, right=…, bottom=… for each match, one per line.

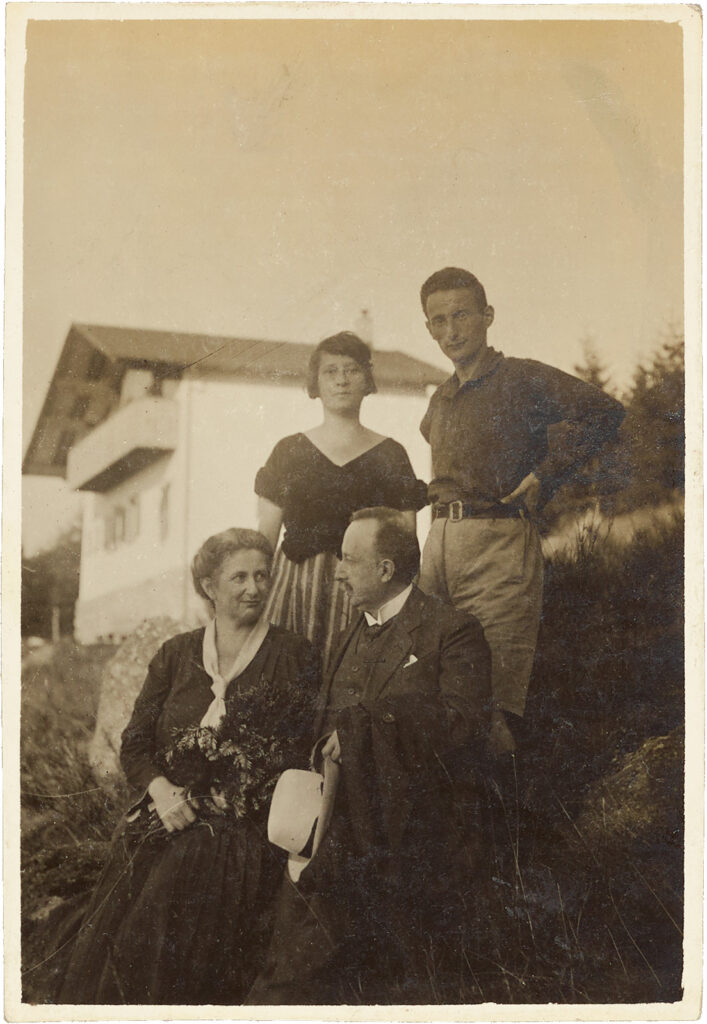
left=24, top=324, right=446, bottom=643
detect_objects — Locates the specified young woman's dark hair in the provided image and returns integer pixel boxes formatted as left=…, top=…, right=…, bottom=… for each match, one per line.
left=306, top=332, right=377, bottom=399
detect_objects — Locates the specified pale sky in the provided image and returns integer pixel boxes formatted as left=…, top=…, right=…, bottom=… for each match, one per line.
left=21, top=13, right=685, bottom=554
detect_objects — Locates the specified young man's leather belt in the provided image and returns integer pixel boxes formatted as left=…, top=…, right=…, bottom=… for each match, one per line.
left=432, top=501, right=524, bottom=522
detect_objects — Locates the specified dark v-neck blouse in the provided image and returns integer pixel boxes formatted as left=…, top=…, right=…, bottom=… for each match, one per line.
left=255, top=434, right=428, bottom=563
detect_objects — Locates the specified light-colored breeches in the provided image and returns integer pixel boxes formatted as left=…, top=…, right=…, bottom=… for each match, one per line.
left=419, top=517, right=544, bottom=717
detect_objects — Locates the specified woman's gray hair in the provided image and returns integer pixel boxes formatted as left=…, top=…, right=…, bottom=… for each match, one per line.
left=191, top=528, right=273, bottom=604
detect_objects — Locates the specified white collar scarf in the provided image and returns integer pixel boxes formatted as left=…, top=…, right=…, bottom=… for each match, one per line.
left=200, top=615, right=270, bottom=729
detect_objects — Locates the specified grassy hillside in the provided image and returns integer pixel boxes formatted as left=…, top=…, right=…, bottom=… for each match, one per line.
left=20, top=511, right=684, bottom=1004
left=21, top=641, right=121, bottom=1000
left=462, top=511, right=684, bottom=1004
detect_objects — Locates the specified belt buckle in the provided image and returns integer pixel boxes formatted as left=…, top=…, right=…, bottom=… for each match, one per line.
left=448, top=500, right=464, bottom=523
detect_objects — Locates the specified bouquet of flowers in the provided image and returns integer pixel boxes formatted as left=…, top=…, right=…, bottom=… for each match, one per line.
left=174, top=671, right=317, bottom=817
left=128, top=672, right=316, bottom=840
left=164, top=720, right=284, bottom=821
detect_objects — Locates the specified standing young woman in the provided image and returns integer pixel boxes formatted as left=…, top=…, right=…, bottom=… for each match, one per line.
left=255, top=332, right=427, bottom=667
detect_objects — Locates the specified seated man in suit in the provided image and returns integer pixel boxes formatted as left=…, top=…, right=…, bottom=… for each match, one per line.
left=248, top=507, right=492, bottom=1005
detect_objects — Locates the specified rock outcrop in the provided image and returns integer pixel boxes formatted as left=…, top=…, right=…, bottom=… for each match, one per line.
left=88, top=617, right=191, bottom=793
left=571, top=728, right=683, bottom=853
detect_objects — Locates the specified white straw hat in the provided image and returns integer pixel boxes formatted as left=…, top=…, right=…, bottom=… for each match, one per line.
left=268, top=763, right=340, bottom=882
left=268, top=769, right=324, bottom=855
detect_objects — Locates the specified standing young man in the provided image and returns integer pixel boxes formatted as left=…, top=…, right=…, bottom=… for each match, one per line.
left=418, top=267, right=625, bottom=754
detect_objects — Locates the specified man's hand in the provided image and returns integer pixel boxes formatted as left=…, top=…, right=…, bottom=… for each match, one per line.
left=320, top=730, right=342, bottom=765
left=148, top=775, right=197, bottom=832
left=501, top=471, right=541, bottom=515
left=487, top=710, right=517, bottom=757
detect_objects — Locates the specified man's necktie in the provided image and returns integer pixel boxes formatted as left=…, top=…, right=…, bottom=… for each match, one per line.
left=363, top=621, right=388, bottom=641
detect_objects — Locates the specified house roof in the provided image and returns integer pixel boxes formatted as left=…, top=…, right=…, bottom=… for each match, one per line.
left=23, top=323, right=447, bottom=477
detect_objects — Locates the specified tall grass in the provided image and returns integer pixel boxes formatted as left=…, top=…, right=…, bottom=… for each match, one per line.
left=20, top=511, right=684, bottom=1004
left=21, top=641, right=121, bottom=999
left=533, top=510, right=683, bottom=801
left=452, top=509, right=684, bottom=1004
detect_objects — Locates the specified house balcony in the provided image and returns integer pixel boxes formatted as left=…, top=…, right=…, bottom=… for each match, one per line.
left=66, top=398, right=178, bottom=492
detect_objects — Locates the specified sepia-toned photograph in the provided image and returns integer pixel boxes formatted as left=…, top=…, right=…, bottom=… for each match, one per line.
left=6, top=3, right=701, bottom=1018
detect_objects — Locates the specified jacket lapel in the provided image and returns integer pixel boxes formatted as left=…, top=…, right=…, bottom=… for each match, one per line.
left=367, top=587, right=425, bottom=700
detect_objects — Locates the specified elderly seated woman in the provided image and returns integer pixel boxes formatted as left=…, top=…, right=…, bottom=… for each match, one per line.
left=55, top=528, right=320, bottom=1006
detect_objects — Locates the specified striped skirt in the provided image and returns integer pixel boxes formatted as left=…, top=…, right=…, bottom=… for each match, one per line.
left=265, top=549, right=353, bottom=669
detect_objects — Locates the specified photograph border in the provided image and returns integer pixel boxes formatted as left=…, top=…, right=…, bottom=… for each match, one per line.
left=4, top=3, right=702, bottom=1020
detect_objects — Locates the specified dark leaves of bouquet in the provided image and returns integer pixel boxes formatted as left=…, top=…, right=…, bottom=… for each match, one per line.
left=129, top=672, right=315, bottom=840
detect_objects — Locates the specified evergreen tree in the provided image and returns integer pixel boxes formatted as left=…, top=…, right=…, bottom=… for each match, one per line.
left=21, top=523, right=82, bottom=638
left=620, top=332, right=685, bottom=507
left=573, top=338, right=612, bottom=393
left=541, top=329, right=684, bottom=527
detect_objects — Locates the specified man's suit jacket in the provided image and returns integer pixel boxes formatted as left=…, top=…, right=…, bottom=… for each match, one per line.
left=311, top=585, right=492, bottom=857
left=246, top=588, right=493, bottom=1005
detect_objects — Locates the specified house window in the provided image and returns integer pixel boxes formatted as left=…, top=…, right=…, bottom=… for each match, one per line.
left=159, top=484, right=171, bottom=542
left=104, top=506, right=126, bottom=549
left=86, top=350, right=107, bottom=381
left=125, top=496, right=140, bottom=543
left=71, top=394, right=90, bottom=419
left=104, top=511, right=115, bottom=550
left=114, top=507, right=126, bottom=545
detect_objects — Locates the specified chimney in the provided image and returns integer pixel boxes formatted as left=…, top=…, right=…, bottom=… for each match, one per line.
left=354, top=308, right=374, bottom=346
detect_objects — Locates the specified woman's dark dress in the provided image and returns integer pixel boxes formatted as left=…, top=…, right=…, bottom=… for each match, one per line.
left=255, top=434, right=427, bottom=565
left=255, top=434, right=427, bottom=665
left=57, top=625, right=319, bottom=1005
